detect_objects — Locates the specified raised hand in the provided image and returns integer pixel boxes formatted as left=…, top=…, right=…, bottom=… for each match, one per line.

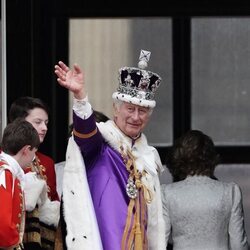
left=54, top=61, right=86, bottom=99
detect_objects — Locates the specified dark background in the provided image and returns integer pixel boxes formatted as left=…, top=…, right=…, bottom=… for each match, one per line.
left=3, top=0, right=250, bottom=163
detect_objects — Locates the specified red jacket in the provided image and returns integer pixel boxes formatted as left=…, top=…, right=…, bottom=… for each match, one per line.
left=25, top=151, right=59, bottom=201
left=0, top=162, right=25, bottom=248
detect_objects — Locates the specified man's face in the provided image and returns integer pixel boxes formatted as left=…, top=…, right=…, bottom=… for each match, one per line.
left=114, top=102, right=151, bottom=139
left=25, top=108, right=49, bottom=143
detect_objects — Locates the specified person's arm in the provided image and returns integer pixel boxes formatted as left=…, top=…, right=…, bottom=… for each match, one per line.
left=54, top=61, right=86, bottom=100
left=161, top=184, right=171, bottom=245
left=55, top=61, right=103, bottom=161
left=23, top=172, right=60, bottom=227
left=0, top=170, right=20, bottom=248
left=23, top=172, right=47, bottom=211
left=55, top=61, right=93, bottom=121
left=228, top=183, right=248, bottom=250
left=37, top=153, right=60, bottom=201
left=47, top=159, right=59, bottom=201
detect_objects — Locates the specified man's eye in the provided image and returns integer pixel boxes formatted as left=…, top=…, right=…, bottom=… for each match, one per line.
left=139, top=109, right=147, bottom=114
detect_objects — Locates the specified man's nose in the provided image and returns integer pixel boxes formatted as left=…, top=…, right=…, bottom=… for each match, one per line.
left=131, top=110, right=140, bottom=120
left=41, top=122, right=48, bottom=130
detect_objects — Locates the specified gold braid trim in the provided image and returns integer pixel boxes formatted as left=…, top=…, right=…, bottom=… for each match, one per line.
left=73, top=128, right=97, bottom=139
left=23, top=208, right=41, bottom=245
left=32, top=156, right=47, bottom=180
left=139, top=191, right=148, bottom=249
left=127, top=150, right=153, bottom=204
left=134, top=195, right=143, bottom=250
left=121, top=148, right=153, bottom=250
left=0, top=161, right=26, bottom=249
left=27, top=155, right=50, bottom=194
left=121, top=199, right=135, bottom=249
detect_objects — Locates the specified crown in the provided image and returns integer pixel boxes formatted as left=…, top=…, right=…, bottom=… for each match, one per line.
left=112, top=50, right=162, bottom=108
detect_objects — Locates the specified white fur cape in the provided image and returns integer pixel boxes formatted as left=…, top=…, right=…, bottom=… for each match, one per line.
left=63, top=121, right=166, bottom=250
left=97, top=121, right=166, bottom=250
left=62, top=137, right=103, bottom=250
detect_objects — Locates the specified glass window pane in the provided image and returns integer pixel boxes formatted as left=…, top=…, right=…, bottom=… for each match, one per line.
left=69, top=18, right=172, bottom=146
left=192, top=18, right=250, bottom=145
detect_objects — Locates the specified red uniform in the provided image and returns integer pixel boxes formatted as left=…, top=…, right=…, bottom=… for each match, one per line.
left=25, top=151, right=59, bottom=201
left=0, top=161, right=25, bottom=249
left=23, top=152, right=59, bottom=249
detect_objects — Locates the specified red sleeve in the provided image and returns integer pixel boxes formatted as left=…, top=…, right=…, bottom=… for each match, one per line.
left=35, top=152, right=59, bottom=201
left=0, top=170, right=20, bottom=248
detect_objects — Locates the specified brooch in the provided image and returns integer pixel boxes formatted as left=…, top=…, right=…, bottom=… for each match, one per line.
left=126, top=177, right=138, bottom=199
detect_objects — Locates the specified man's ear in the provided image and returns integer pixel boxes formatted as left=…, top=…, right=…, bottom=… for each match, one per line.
left=113, top=103, right=119, bottom=118
left=21, top=145, right=31, bottom=155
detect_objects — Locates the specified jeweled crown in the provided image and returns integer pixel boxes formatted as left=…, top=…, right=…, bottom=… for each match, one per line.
left=112, top=50, right=162, bottom=108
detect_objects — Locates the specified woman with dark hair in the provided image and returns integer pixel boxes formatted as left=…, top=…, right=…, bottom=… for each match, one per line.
left=162, top=130, right=248, bottom=250
left=166, top=129, right=220, bottom=182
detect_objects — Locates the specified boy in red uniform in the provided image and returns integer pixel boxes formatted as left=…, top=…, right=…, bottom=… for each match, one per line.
left=0, top=119, right=40, bottom=249
left=8, top=96, right=60, bottom=249
left=8, top=97, right=59, bottom=202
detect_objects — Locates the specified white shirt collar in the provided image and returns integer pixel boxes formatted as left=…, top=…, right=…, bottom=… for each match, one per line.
left=0, top=151, right=25, bottom=185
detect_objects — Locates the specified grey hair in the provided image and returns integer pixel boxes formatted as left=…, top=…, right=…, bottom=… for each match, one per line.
left=112, top=99, right=153, bottom=116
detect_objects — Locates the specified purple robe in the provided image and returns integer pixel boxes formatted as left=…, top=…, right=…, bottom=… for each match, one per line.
left=73, top=112, right=131, bottom=250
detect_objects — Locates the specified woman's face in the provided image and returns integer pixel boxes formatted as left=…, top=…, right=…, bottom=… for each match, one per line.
left=25, top=108, right=49, bottom=143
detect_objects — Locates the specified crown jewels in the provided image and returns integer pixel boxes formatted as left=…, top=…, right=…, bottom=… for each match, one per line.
left=112, top=50, right=162, bottom=108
